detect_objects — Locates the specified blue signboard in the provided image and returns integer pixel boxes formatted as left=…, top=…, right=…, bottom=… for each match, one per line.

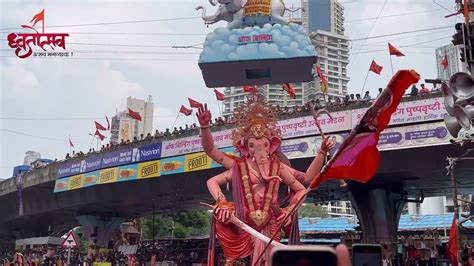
left=56, top=143, right=163, bottom=179
left=57, top=160, right=82, bottom=178
left=137, top=143, right=162, bottom=162
left=81, top=155, right=103, bottom=173
left=101, top=148, right=134, bottom=168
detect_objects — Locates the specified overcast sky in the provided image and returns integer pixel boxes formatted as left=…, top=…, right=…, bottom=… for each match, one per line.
left=0, top=0, right=458, bottom=178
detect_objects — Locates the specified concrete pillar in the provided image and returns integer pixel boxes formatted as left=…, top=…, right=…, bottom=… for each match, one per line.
left=349, top=185, right=406, bottom=243
left=76, top=215, right=124, bottom=247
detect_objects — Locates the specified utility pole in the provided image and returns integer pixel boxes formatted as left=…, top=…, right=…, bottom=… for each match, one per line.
left=447, top=145, right=474, bottom=265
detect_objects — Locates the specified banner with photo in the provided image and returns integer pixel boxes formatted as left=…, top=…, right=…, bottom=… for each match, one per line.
left=54, top=178, right=69, bottom=193
left=160, top=156, right=185, bottom=175
left=83, top=171, right=99, bottom=188
left=116, top=164, right=138, bottom=182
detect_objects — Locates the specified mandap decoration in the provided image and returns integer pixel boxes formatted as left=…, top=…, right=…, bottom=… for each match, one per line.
left=196, top=0, right=317, bottom=87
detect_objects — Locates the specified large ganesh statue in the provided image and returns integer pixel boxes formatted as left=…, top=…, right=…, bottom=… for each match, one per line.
left=196, top=98, right=334, bottom=265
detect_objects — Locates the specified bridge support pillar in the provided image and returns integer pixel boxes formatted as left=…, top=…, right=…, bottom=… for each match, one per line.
left=76, top=215, right=124, bottom=247
left=349, top=184, right=406, bottom=243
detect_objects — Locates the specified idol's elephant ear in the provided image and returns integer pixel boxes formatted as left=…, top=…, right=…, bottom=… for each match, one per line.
left=269, top=136, right=282, bottom=155
left=235, top=139, right=249, bottom=157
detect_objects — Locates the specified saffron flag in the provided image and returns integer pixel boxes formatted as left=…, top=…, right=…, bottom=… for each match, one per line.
left=282, top=83, right=296, bottom=99
left=214, top=89, right=225, bottom=101
left=179, top=105, right=193, bottom=116
left=441, top=52, right=449, bottom=70
left=105, top=115, right=110, bottom=130
left=95, top=121, right=107, bottom=131
left=69, top=138, right=74, bottom=148
left=309, top=70, right=420, bottom=189
left=188, top=98, right=203, bottom=109
left=316, top=65, right=329, bottom=93
left=95, top=129, right=105, bottom=141
left=243, top=85, right=257, bottom=93
left=128, top=108, right=142, bottom=121
left=448, top=215, right=459, bottom=266
left=388, top=42, right=405, bottom=57
left=369, top=60, right=383, bottom=75
left=29, top=9, right=44, bottom=27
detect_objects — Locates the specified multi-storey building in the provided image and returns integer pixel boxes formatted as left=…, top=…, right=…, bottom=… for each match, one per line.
left=110, top=96, right=154, bottom=144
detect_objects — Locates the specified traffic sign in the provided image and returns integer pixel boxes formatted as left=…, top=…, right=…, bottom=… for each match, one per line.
left=61, top=231, right=79, bottom=248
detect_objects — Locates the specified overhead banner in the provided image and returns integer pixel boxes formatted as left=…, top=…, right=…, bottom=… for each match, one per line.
left=138, top=160, right=161, bottom=179
left=98, top=168, right=118, bottom=184
left=277, top=111, right=351, bottom=139
left=160, top=156, right=185, bottom=175
left=377, top=121, right=450, bottom=151
left=161, top=129, right=233, bottom=158
left=83, top=171, right=99, bottom=188
left=54, top=178, right=69, bottom=193
left=351, top=97, right=444, bottom=126
left=117, top=164, right=138, bottom=182
left=57, top=143, right=161, bottom=179
left=185, top=152, right=212, bottom=172
left=68, top=174, right=84, bottom=191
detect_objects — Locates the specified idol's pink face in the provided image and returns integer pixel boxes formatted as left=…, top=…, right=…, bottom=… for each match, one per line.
left=247, top=137, right=271, bottom=165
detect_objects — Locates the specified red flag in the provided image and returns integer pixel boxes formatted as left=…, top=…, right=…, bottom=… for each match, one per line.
left=309, top=70, right=420, bottom=189
left=95, top=129, right=105, bottom=141
left=441, top=52, right=449, bottom=70
left=369, top=60, right=383, bottom=75
left=243, top=85, right=257, bottom=93
left=179, top=105, right=193, bottom=116
left=105, top=115, right=110, bottom=130
left=69, top=138, right=74, bottom=148
left=282, top=83, right=296, bottom=99
left=388, top=42, right=405, bottom=57
left=128, top=108, right=142, bottom=121
left=95, top=121, right=107, bottom=131
left=188, top=98, right=203, bottom=109
left=29, top=9, right=44, bottom=28
left=448, top=215, right=459, bottom=266
left=214, top=89, right=225, bottom=101
left=315, top=65, right=329, bottom=93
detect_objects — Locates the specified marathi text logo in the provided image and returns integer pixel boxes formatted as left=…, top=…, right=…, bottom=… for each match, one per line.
left=7, top=9, right=70, bottom=59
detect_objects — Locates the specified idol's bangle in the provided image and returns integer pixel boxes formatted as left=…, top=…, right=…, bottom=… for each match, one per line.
left=200, top=124, right=211, bottom=129
left=318, top=150, right=328, bottom=156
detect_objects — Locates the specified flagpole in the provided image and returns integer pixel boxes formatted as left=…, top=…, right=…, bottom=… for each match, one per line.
left=69, top=134, right=71, bottom=155
left=89, top=133, right=96, bottom=151
left=216, top=99, right=222, bottom=117
left=390, top=55, right=394, bottom=76
left=171, top=112, right=180, bottom=130
left=360, top=68, right=371, bottom=96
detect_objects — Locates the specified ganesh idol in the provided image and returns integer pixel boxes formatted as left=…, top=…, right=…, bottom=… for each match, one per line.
left=196, top=98, right=334, bottom=265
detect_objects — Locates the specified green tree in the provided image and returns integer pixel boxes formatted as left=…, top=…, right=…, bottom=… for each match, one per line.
left=142, top=211, right=211, bottom=240
left=298, top=204, right=329, bottom=218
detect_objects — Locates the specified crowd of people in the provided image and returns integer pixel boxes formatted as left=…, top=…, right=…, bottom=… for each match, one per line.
left=0, top=241, right=207, bottom=266
left=34, top=88, right=441, bottom=166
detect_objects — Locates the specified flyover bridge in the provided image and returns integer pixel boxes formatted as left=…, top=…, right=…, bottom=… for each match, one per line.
left=1, top=94, right=471, bottom=247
